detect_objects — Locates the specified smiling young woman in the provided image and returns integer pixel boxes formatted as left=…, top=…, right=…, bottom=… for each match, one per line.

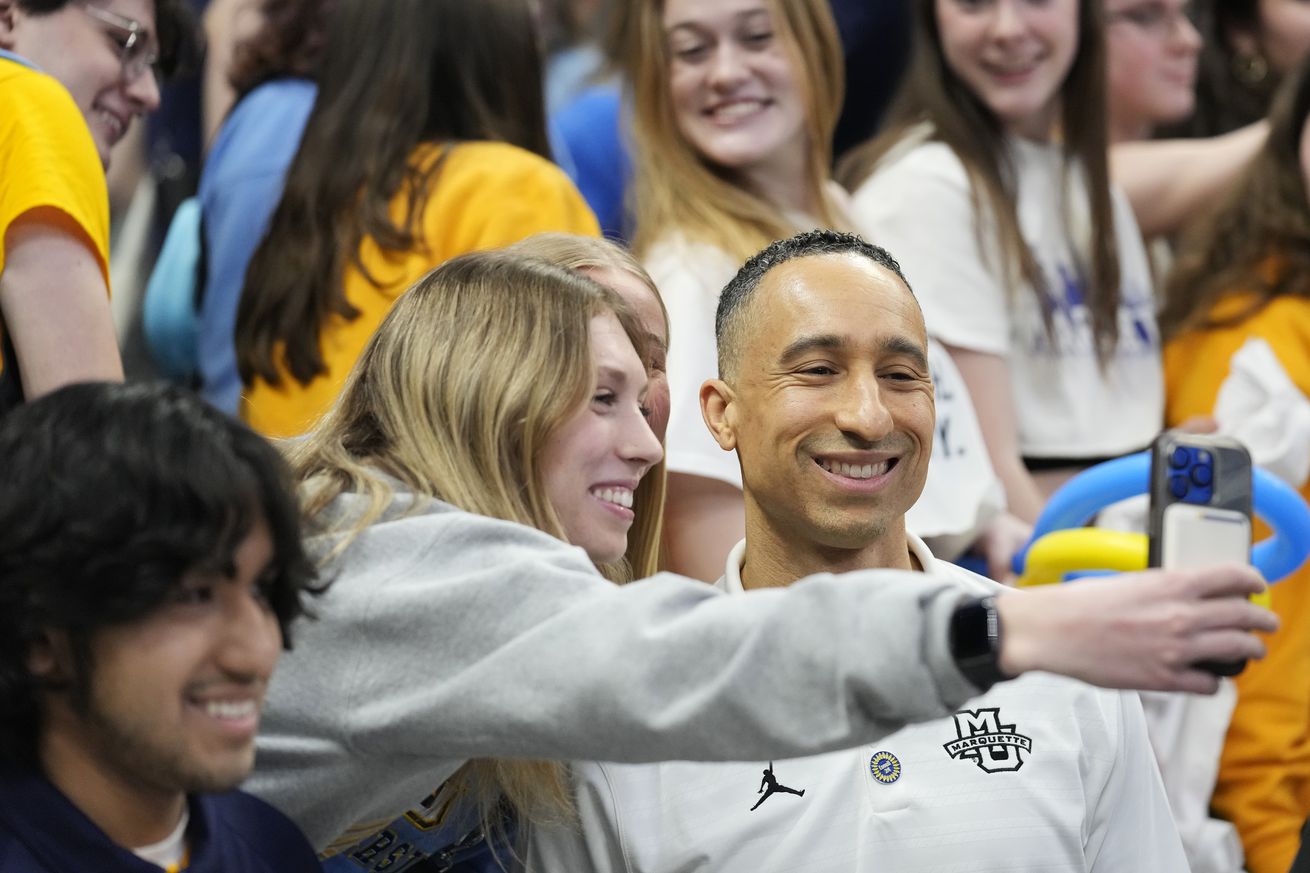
left=504, top=232, right=672, bottom=580
left=628, top=0, right=845, bottom=262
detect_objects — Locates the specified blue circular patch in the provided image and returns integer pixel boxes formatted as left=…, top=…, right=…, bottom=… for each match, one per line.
left=870, top=751, right=902, bottom=784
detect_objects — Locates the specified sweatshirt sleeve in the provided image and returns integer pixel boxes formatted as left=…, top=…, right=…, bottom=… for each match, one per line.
left=326, top=510, right=977, bottom=760
left=256, top=505, right=979, bottom=847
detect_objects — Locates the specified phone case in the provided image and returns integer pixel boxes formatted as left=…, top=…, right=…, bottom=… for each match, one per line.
left=1148, top=432, right=1253, bottom=567
left=1147, top=431, right=1254, bottom=677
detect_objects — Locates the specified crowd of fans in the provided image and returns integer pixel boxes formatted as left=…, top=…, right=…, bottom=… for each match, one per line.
left=2, top=0, right=1310, bottom=870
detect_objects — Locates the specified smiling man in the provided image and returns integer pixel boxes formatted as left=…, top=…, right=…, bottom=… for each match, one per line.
left=0, top=382, right=321, bottom=872
left=527, top=230, right=1190, bottom=872
left=704, top=231, right=936, bottom=579
left=0, top=0, right=185, bottom=409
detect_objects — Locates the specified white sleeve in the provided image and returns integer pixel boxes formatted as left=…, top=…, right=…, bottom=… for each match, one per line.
left=644, top=238, right=743, bottom=487
left=1214, top=337, right=1310, bottom=489
left=336, top=520, right=980, bottom=761
left=849, top=144, right=1013, bottom=357
left=1085, top=690, right=1190, bottom=871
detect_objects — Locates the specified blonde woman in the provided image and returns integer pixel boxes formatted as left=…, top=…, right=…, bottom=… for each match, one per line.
left=243, top=250, right=1278, bottom=864
left=507, top=232, right=670, bottom=578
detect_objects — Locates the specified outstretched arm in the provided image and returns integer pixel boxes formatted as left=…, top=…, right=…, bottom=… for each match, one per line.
left=997, top=563, right=1276, bottom=695
left=1111, top=122, right=1268, bottom=239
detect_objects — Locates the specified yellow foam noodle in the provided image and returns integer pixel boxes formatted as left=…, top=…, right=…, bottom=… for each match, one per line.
left=1018, top=529, right=1272, bottom=606
left=1017, top=529, right=1149, bottom=588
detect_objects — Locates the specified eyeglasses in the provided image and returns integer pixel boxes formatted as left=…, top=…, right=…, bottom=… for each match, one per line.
left=1106, top=2, right=1196, bottom=40
left=79, top=3, right=158, bottom=84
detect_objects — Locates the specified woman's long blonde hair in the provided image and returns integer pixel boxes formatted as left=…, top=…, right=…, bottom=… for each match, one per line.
left=627, top=0, right=846, bottom=262
left=286, top=249, right=651, bottom=827
left=505, top=233, right=669, bottom=580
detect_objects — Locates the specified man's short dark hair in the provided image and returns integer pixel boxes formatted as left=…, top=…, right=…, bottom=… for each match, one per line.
left=0, top=382, right=316, bottom=763
left=18, top=0, right=196, bottom=77
left=715, top=229, right=914, bottom=379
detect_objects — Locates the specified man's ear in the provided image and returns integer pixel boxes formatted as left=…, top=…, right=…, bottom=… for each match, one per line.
left=700, top=378, right=738, bottom=451
left=0, top=0, right=17, bottom=50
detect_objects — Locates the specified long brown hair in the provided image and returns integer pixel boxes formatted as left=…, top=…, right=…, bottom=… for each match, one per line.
left=227, top=0, right=332, bottom=98
left=235, top=0, right=551, bottom=388
left=1160, top=58, right=1310, bottom=340
left=627, top=0, right=846, bottom=262
left=290, top=250, right=651, bottom=830
left=838, top=0, right=1123, bottom=361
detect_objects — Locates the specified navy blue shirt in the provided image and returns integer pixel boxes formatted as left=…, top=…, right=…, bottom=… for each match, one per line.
left=0, top=768, right=320, bottom=872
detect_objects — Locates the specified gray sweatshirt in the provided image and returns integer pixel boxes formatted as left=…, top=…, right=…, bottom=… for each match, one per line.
left=248, top=489, right=983, bottom=850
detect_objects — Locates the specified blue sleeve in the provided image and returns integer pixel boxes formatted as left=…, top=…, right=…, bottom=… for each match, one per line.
left=196, top=80, right=316, bottom=414
left=551, top=84, right=630, bottom=242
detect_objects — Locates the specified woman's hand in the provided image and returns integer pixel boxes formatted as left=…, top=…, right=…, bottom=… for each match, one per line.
left=995, top=563, right=1277, bottom=694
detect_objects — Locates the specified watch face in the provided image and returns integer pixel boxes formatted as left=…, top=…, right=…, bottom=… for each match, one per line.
left=950, top=597, right=1004, bottom=689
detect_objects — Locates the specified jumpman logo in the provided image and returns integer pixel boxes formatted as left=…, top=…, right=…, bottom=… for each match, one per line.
left=749, top=762, right=805, bottom=811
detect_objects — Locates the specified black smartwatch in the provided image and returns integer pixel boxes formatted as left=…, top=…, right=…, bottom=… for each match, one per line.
left=949, top=595, right=1007, bottom=692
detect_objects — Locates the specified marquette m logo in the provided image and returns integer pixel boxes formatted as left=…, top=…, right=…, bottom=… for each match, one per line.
left=943, top=707, right=1032, bottom=773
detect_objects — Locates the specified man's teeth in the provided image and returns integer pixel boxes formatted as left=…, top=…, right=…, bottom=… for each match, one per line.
left=818, top=459, right=890, bottom=480
left=591, top=487, right=634, bottom=509
left=203, top=700, right=257, bottom=721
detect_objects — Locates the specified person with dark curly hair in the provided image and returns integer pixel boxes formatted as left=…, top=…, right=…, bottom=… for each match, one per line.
left=0, top=381, right=321, bottom=872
